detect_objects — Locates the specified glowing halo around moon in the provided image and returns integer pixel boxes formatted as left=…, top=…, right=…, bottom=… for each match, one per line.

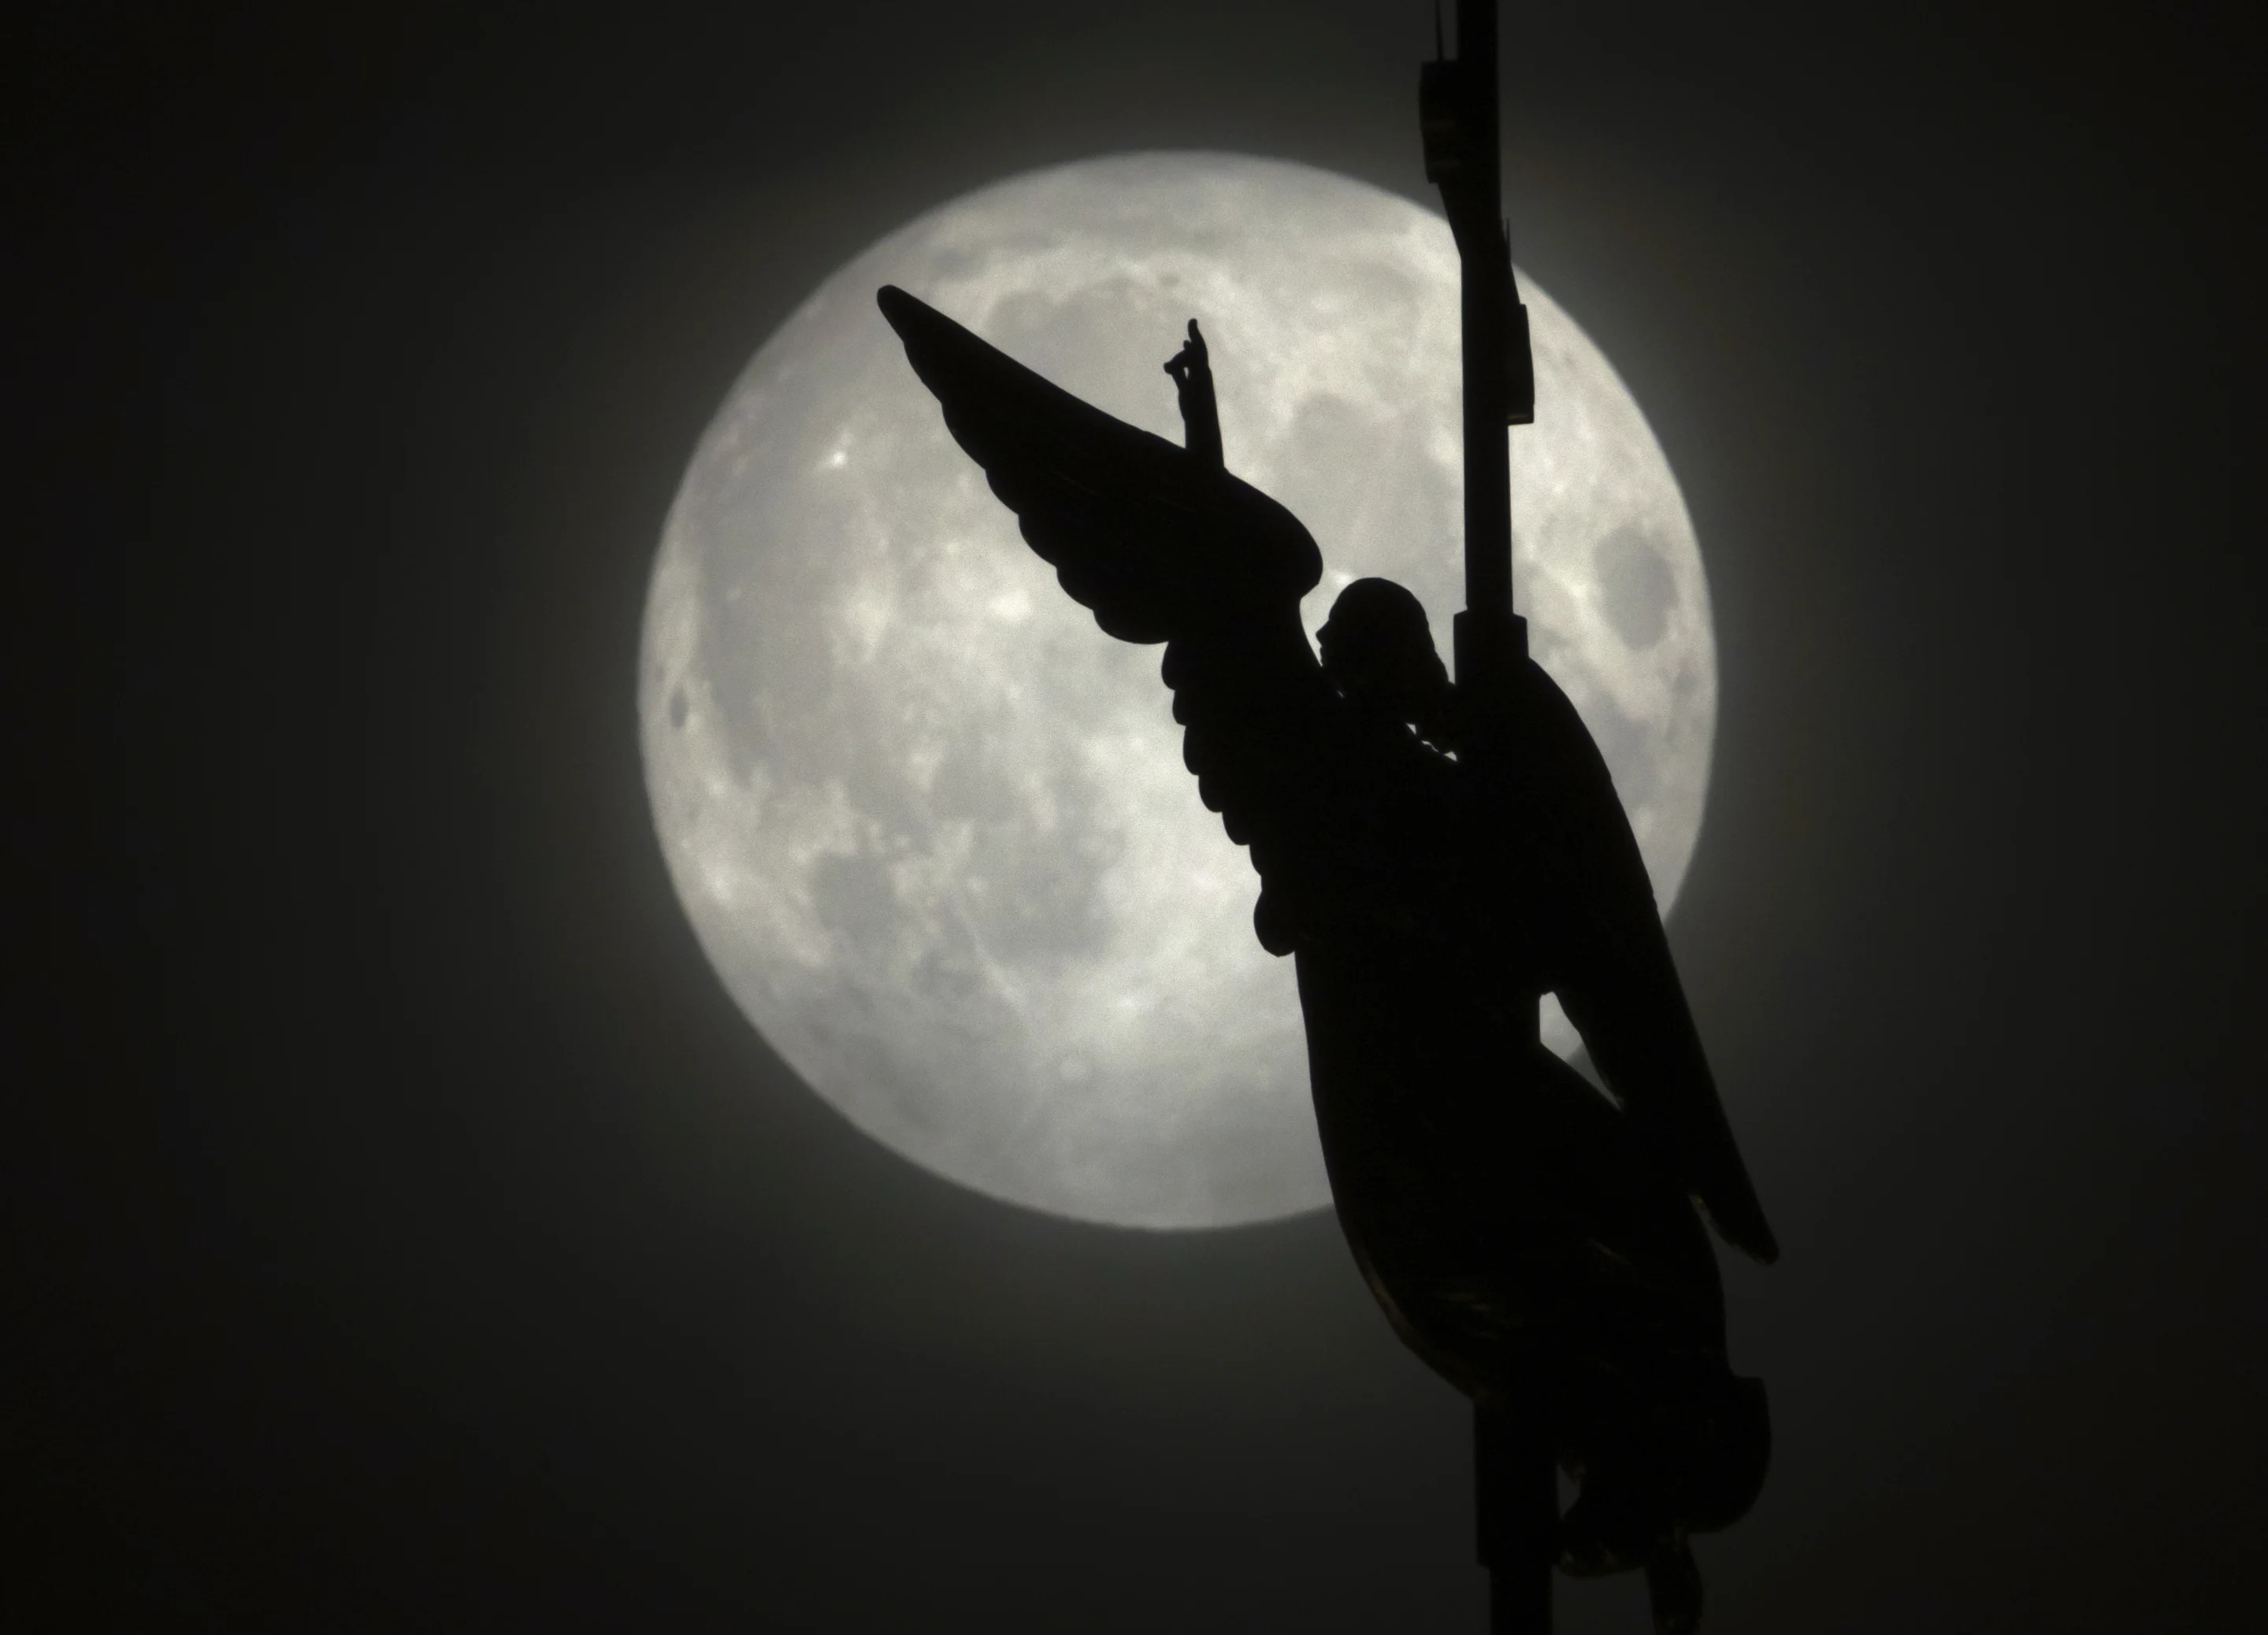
left=640, top=153, right=1717, bottom=1231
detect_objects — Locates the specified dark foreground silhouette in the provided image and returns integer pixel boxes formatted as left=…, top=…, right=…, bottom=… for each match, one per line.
left=882, top=285, right=1775, bottom=1633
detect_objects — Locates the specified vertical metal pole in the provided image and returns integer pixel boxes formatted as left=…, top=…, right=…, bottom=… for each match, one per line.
left=1455, top=0, right=1511, bottom=640
left=1424, top=7, right=1555, bottom=1630
left=1476, top=1403, right=1556, bottom=1635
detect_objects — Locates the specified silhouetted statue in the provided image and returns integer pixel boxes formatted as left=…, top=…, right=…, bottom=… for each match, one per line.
left=882, top=284, right=1775, bottom=1633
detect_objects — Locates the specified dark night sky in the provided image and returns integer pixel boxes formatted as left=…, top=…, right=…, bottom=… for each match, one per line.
left=12, top=2, right=2262, bottom=1629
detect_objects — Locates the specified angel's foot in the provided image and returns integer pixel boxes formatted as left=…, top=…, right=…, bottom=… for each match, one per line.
left=1644, top=1534, right=1702, bottom=1635
left=1556, top=1447, right=1672, bottom=1578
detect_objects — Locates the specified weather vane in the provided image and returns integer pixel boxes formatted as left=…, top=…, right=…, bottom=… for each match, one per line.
left=876, top=2, right=1775, bottom=1629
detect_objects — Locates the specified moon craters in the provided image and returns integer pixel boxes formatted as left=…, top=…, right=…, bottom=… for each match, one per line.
left=1594, top=525, right=1680, bottom=651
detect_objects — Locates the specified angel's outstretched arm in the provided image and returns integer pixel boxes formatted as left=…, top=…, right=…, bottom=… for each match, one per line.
left=1163, top=320, right=1223, bottom=470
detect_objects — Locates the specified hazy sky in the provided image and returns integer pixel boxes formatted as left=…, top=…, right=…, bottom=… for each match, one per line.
left=14, top=2, right=2260, bottom=1630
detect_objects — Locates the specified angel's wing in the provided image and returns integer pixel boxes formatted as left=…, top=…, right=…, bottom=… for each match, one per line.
left=1511, top=662, right=1780, bottom=1265
left=878, top=286, right=1346, bottom=945
left=879, top=286, right=1320, bottom=642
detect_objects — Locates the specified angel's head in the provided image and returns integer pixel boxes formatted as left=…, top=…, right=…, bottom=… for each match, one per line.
left=1319, top=577, right=1454, bottom=747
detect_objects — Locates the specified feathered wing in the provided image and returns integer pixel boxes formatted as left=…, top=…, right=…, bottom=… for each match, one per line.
left=878, top=285, right=1339, bottom=912
left=1518, top=664, right=1780, bottom=1265
left=879, top=286, right=1321, bottom=643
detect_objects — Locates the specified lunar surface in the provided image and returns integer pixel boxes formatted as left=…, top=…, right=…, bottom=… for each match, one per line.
left=640, top=154, right=1716, bottom=1230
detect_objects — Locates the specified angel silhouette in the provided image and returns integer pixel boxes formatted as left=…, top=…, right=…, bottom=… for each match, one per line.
left=880, top=285, right=1776, bottom=1633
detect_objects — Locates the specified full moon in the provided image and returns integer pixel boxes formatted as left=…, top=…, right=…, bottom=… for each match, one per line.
left=640, top=154, right=1716, bottom=1230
